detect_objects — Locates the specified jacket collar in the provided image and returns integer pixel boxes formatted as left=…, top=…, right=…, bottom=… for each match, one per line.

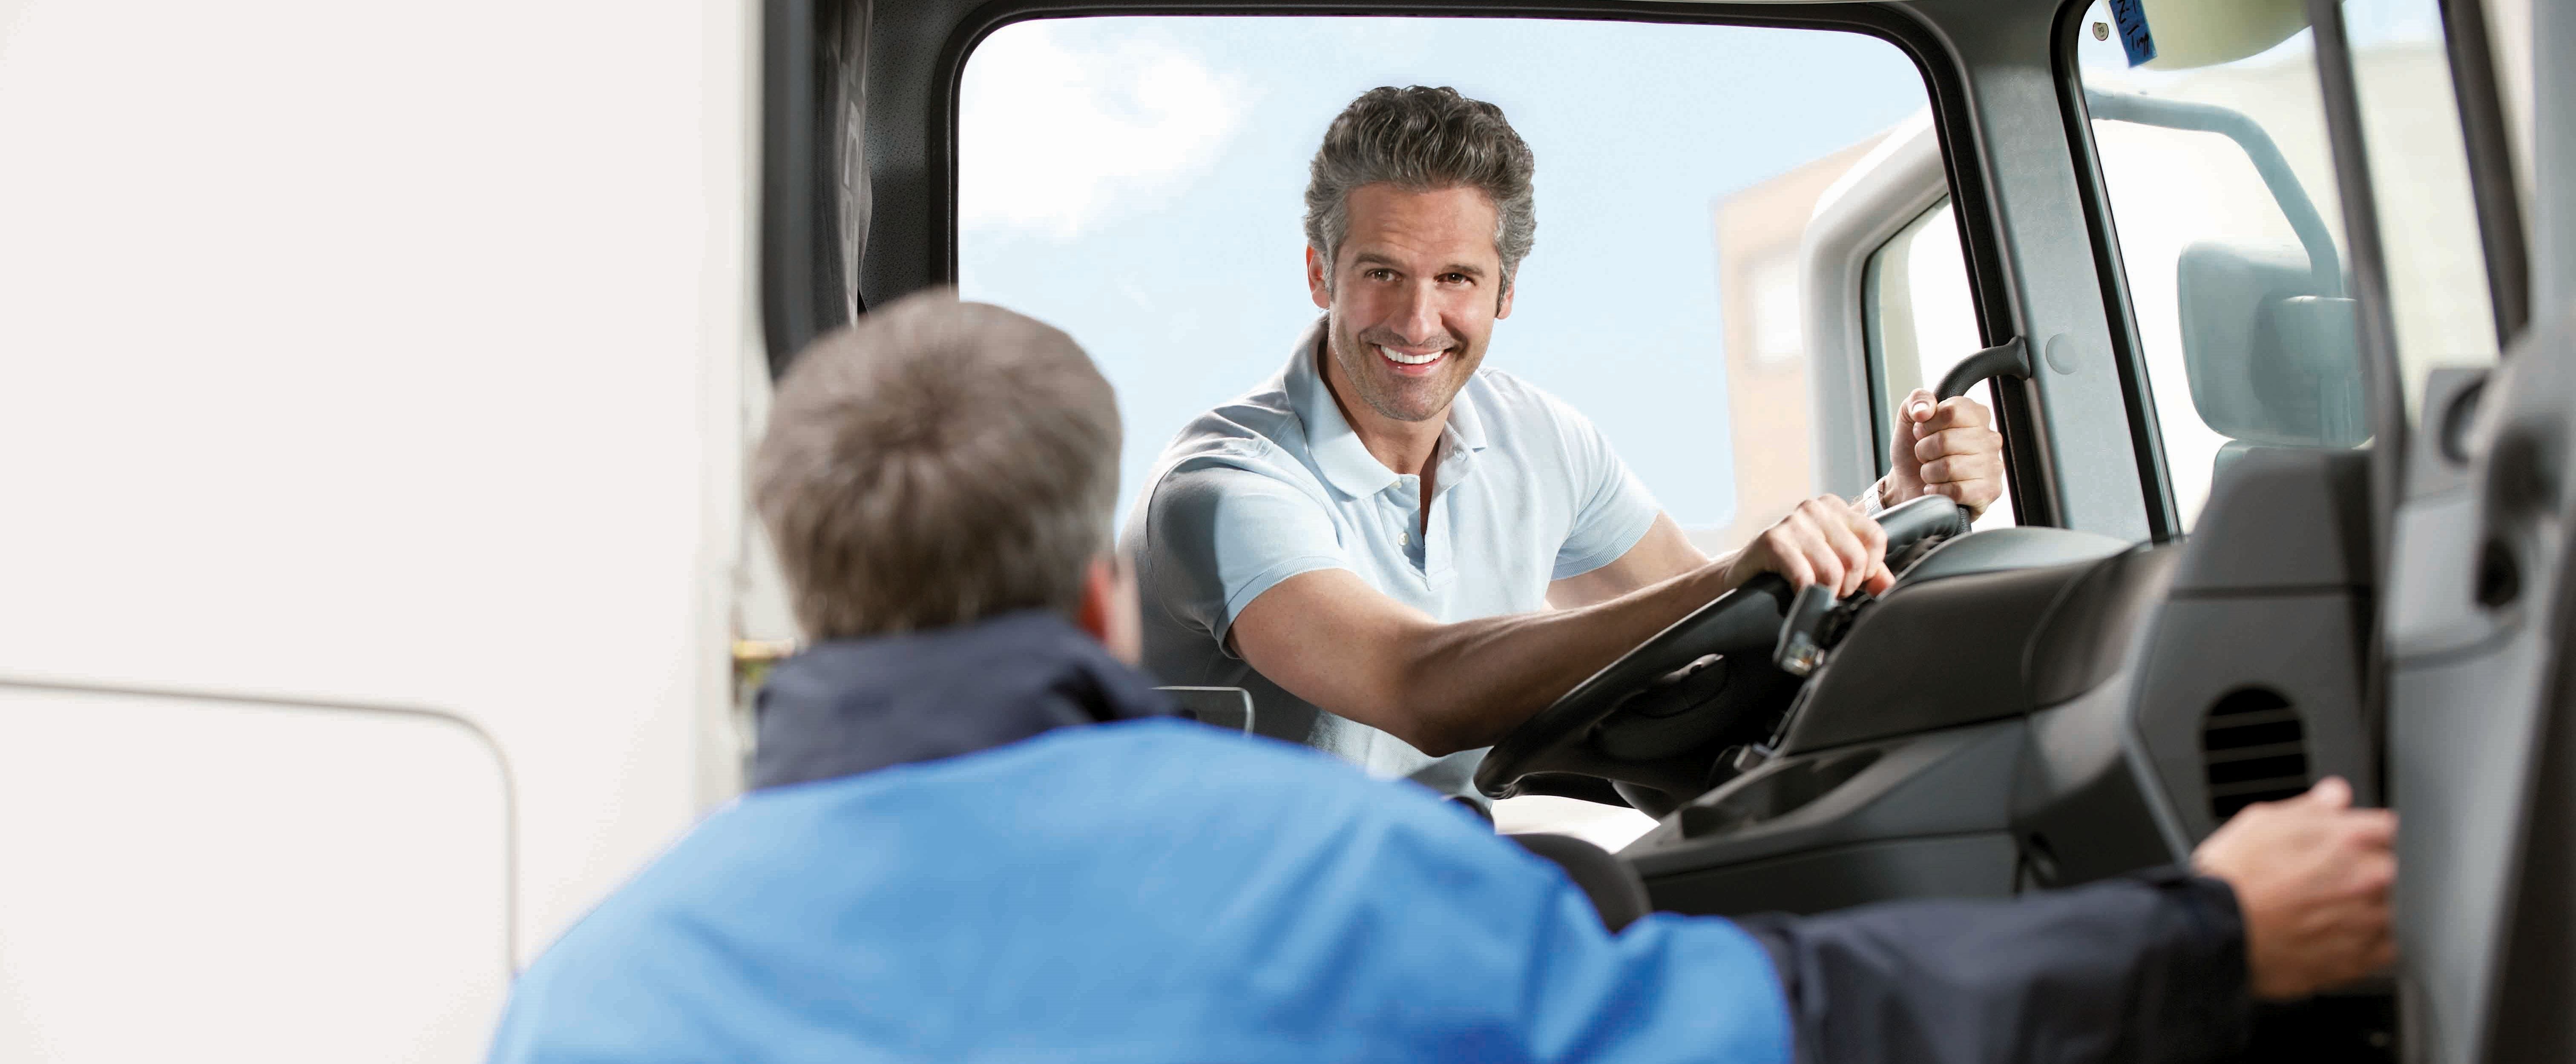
left=1284, top=317, right=1490, bottom=501
left=748, top=610, right=1173, bottom=790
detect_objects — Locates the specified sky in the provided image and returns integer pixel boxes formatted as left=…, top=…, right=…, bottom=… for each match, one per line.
left=956, top=17, right=1929, bottom=531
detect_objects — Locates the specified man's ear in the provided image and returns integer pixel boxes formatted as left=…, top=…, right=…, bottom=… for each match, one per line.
left=1306, top=245, right=1332, bottom=310
left=1075, top=554, right=1142, bottom=665
left=1496, top=276, right=1516, bottom=319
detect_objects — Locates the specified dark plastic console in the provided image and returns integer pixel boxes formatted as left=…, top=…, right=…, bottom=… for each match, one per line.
left=1625, top=448, right=2381, bottom=922
left=1624, top=530, right=2186, bottom=915
left=1779, top=531, right=2151, bottom=755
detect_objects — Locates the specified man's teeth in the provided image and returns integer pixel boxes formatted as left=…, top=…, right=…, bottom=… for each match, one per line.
left=1377, top=345, right=1443, bottom=366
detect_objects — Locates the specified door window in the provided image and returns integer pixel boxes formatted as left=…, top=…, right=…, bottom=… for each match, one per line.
left=2071, top=0, right=2498, bottom=528
left=1863, top=198, right=2015, bottom=529
left=2341, top=1, right=2506, bottom=364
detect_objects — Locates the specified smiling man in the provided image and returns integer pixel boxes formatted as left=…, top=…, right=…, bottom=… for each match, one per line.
left=1124, top=86, right=2006, bottom=802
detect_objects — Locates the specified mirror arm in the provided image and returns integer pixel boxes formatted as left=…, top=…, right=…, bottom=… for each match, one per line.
left=2082, top=88, right=2344, bottom=298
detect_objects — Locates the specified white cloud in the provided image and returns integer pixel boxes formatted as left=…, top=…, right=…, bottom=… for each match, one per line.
left=959, top=24, right=1250, bottom=239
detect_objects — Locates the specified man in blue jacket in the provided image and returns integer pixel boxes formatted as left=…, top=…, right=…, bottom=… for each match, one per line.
left=486, top=291, right=2396, bottom=1064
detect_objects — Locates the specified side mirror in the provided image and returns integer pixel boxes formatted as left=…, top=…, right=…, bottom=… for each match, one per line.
left=2176, top=240, right=2366, bottom=449
left=2081, top=89, right=2366, bottom=473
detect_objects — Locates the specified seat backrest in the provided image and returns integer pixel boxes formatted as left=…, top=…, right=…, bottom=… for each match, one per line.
left=1509, top=832, right=1651, bottom=932
left=1155, top=686, right=1253, bottom=733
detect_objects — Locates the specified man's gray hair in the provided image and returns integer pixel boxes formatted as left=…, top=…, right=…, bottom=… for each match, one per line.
left=1303, top=86, right=1537, bottom=295
left=754, top=290, right=1121, bottom=640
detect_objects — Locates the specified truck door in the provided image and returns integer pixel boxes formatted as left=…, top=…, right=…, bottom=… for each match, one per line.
left=2372, top=0, right=2571, bottom=1059
left=2068, top=0, right=2554, bottom=1055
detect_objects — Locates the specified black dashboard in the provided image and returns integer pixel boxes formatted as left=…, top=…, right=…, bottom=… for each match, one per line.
left=1619, top=525, right=2185, bottom=915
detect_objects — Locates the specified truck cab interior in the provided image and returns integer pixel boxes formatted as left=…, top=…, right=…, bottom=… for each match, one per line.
left=766, top=0, right=2571, bottom=1060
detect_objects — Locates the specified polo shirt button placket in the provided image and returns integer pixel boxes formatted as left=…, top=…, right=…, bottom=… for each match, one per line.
left=1391, top=479, right=1418, bottom=559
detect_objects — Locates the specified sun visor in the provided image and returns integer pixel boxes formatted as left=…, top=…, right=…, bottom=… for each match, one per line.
left=2134, top=0, right=2309, bottom=70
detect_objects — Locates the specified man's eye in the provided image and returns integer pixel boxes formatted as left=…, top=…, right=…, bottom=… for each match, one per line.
left=1367, top=269, right=1397, bottom=282
left=1440, top=273, right=1471, bottom=285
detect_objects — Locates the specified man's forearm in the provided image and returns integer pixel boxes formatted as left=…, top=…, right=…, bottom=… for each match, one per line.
left=1238, top=500, right=1889, bottom=756
left=1732, top=869, right=2252, bottom=1064
left=1394, top=557, right=1747, bottom=755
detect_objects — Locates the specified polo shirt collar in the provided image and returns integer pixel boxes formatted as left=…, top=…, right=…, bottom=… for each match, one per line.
left=1444, top=380, right=1490, bottom=454
left=1285, top=317, right=1491, bottom=500
left=1286, top=318, right=1403, bottom=498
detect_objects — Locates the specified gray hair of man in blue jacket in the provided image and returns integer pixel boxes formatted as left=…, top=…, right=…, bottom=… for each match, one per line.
left=755, top=288, right=1138, bottom=658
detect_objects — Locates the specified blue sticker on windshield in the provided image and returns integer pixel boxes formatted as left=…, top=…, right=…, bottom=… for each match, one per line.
left=2107, top=0, right=2157, bottom=66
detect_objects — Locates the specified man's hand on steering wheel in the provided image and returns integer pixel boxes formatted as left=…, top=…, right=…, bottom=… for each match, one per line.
left=1883, top=388, right=2004, bottom=519
left=1722, top=496, right=1894, bottom=599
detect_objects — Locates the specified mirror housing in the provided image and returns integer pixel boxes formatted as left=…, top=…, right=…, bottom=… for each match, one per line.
left=2176, top=240, right=2366, bottom=449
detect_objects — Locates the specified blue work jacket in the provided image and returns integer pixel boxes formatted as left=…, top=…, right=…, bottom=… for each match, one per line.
left=486, top=611, right=2248, bottom=1064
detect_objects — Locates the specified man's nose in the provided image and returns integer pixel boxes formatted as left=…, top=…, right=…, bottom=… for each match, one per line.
left=1392, top=281, right=1444, bottom=347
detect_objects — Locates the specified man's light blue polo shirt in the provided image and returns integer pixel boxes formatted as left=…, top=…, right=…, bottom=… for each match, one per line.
left=1124, top=318, right=1661, bottom=800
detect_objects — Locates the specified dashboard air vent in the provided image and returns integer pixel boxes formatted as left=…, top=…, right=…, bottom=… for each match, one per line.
left=2201, top=688, right=2310, bottom=820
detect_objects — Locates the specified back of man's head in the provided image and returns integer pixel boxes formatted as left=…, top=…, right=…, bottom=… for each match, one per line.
left=754, top=290, right=1120, bottom=641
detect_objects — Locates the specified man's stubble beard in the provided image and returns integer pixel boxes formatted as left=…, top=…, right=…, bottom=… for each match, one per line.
left=1325, top=309, right=1478, bottom=425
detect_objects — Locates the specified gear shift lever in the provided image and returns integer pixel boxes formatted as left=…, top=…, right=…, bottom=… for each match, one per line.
left=1770, top=495, right=1969, bottom=677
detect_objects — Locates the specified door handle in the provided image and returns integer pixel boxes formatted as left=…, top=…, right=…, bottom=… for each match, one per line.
left=1936, top=337, right=2031, bottom=400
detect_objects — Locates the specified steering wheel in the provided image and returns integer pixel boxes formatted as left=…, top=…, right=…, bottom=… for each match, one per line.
left=1474, top=495, right=1972, bottom=812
